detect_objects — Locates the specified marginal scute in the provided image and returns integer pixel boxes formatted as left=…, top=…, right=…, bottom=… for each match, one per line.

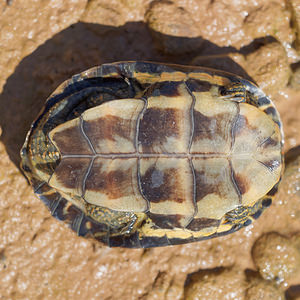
left=186, top=217, right=220, bottom=232
left=185, top=78, right=212, bottom=93
left=147, top=213, right=185, bottom=229
left=188, top=71, right=232, bottom=86
left=143, top=81, right=182, bottom=98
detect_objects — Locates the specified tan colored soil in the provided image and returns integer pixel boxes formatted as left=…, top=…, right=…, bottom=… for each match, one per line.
left=0, top=0, right=300, bottom=299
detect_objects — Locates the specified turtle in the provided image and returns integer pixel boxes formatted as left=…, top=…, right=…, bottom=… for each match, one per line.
left=20, top=61, right=284, bottom=248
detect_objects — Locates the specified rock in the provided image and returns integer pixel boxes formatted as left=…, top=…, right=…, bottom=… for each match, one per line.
left=145, top=1, right=203, bottom=54
left=245, top=278, right=285, bottom=300
left=252, top=232, right=300, bottom=284
left=184, top=267, right=246, bottom=300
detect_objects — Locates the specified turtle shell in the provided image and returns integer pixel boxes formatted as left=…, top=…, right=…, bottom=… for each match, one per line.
left=20, top=62, right=283, bottom=248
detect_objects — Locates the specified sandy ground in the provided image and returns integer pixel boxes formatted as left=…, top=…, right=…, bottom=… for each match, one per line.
left=0, top=0, right=300, bottom=299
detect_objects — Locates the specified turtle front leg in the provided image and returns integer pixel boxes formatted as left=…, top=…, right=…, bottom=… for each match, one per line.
left=219, top=82, right=248, bottom=103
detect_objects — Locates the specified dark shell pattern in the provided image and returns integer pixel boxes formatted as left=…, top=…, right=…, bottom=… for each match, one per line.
left=20, top=62, right=283, bottom=248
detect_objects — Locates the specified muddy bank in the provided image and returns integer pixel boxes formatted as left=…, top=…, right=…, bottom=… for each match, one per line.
left=0, top=1, right=299, bottom=299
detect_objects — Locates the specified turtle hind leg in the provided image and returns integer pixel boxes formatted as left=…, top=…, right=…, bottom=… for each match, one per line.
left=222, top=195, right=272, bottom=228
left=85, top=204, right=138, bottom=234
